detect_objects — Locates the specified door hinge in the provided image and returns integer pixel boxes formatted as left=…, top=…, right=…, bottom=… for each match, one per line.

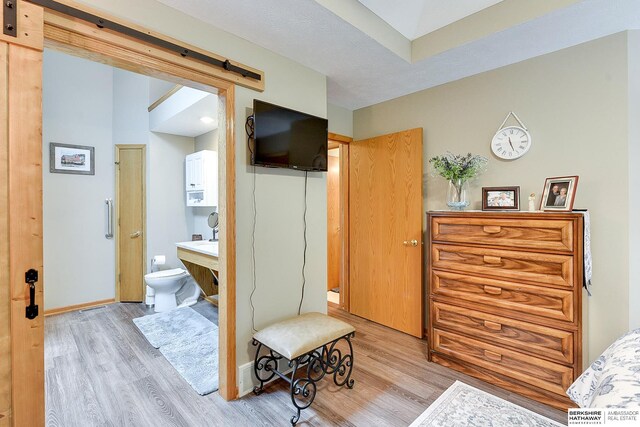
left=3, top=0, right=17, bottom=37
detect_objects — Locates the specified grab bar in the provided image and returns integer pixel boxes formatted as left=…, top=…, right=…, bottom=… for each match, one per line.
left=105, top=198, right=114, bottom=239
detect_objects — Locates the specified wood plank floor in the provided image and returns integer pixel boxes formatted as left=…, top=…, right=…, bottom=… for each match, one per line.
left=45, top=303, right=567, bottom=426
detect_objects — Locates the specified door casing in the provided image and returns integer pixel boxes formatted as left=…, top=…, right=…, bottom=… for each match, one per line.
left=327, top=133, right=352, bottom=310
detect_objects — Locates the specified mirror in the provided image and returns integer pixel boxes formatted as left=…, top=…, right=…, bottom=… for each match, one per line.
left=208, top=212, right=219, bottom=241
left=208, top=212, right=219, bottom=229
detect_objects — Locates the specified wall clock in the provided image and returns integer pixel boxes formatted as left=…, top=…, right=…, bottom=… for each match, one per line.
left=491, top=112, right=531, bottom=160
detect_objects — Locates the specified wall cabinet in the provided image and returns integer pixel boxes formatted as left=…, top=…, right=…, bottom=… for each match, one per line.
left=427, top=211, right=587, bottom=410
left=185, top=150, right=217, bottom=206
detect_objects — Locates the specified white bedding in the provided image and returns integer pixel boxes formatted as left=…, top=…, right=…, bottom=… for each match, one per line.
left=567, top=328, right=640, bottom=408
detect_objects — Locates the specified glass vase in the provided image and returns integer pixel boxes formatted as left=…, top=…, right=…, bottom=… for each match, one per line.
left=447, top=179, right=470, bottom=210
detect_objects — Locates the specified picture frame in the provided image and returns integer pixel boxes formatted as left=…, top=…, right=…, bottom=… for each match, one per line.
left=49, top=142, right=95, bottom=175
left=482, top=186, right=520, bottom=210
left=540, top=175, right=579, bottom=211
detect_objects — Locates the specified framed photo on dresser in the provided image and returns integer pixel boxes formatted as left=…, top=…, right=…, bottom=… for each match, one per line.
left=482, top=186, right=520, bottom=211
left=540, top=176, right=579, bottom=211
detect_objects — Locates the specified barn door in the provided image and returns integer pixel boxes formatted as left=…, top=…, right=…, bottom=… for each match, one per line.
left=0, top=1, right=45, bottom=425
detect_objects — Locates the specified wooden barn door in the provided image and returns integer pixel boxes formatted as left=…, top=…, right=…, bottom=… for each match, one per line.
left=0, top=1, right=45, bottom=425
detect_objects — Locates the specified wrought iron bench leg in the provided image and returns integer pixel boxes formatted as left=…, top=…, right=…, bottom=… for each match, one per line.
left=253, top=332, right=355, bottom=426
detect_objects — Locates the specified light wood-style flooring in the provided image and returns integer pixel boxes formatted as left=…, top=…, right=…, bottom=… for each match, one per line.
left=45, top=303, right=567, bottom=426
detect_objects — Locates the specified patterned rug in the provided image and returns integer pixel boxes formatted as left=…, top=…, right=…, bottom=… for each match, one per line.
left=132, top=306, right=213, bottom=348
left=133, top=307, right=218, bottom=395
left=410, top=381, right=565, bottom=427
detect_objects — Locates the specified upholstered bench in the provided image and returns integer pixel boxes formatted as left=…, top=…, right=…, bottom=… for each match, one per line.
left=252, top=312, right=356, bottom=425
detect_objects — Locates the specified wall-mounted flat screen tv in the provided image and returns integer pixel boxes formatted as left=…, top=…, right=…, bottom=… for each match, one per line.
left=252, top=100, right=328, bottom=172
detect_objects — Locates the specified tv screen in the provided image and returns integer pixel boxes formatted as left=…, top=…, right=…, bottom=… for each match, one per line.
left=252, top=100, right=328, bottom=171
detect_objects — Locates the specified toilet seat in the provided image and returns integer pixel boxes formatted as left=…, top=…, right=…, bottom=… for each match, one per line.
left=145, top=268, right=187, bottom=279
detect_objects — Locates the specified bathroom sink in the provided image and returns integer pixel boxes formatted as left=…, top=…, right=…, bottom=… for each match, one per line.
left=176, top=240, right=219, bottom=257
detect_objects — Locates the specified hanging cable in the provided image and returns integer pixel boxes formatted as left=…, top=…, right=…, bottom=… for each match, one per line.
left=297, top=171, right=308, bottom=315
left=246, top=115, right=258, bottom=332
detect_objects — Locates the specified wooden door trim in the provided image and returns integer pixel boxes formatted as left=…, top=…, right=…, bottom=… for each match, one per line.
left=34, top=0, right=264, bottom=92
left=328, top=133, right=352, bottom=311
left=328, top=132, right=352, bottom=144
left=41, top=7, right=240, bottom=401
left=115, top=144, right=146, bottom=303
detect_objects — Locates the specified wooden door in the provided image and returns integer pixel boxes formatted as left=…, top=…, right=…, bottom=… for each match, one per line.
left=327, top=154, right=341, bottom=291
left=0, top=2, right=45, bottom=425
left=116, top=145, right=146, bottom=302
left=349, top=128, right=423, bottom=337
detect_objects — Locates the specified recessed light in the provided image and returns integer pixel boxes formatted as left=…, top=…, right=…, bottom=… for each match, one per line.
left=200, top=116, right=215, bottom=124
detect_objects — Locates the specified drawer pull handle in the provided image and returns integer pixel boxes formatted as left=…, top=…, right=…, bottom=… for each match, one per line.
left=484, top=320, right=502, bottom=331
left=484, top=350, right=502, bottom=362
left=483, top=225, right=501, bottom=234
left=483, top=255, right=502, bottom=264
left=483, top=285, right=502, bottom=295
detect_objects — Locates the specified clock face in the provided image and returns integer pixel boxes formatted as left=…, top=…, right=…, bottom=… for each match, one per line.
left=491, top=126, right=531, bottom=160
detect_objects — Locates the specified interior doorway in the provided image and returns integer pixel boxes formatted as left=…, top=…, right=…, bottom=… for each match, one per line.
left=1, top=1, right=260, bottom=423
left=326, top=133, right=351, bottom=310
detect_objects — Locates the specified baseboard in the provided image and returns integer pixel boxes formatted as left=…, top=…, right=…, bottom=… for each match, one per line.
left=238, top=358, right=294, bottom=397
left=44, top=298, right=116, bottom=316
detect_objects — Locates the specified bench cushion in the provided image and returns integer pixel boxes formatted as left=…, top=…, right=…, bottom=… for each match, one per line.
left=253, top=312, right=355, bottom=360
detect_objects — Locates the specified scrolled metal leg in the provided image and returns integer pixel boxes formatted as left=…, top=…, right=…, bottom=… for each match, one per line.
left=252, top=339, right=282, bottom=395
left=289, top=358, right=317, bottom=426
left=334, top=333, right=355, bottom=389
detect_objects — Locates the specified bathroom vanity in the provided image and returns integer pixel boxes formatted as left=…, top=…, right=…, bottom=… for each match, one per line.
left=176, top=241, right=219, bottom=305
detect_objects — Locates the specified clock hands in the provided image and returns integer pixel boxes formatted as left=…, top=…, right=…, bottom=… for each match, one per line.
left=508, top=137, right=515, bottom=151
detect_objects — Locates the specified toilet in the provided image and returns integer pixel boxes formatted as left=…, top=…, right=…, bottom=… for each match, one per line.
left=144, top=268, right=201, bottom=312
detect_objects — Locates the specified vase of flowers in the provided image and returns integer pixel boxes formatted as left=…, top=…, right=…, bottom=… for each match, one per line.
left=429, top=152, right=488, bottom=210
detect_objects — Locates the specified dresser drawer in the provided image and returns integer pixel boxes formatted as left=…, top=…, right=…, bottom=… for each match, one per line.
left=431, top=244, right=574, bottom=288
left=431, top=270, right=573, bottom=323
left=431, top=217, right=575, bottom=252
left=432, top=328, right=574, bottom=396
left=432, top=301, right=574, bottom=364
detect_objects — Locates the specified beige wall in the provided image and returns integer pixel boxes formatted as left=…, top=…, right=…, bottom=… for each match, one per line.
left=627, top=31, right=640, bottom=330
left=354, top=33, right=631, bottom=361
left=77, top=0, right=328, bottom=372
left=328, top=103, right=354, bottom=137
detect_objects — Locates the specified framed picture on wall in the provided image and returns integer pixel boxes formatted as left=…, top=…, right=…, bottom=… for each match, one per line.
left=482, top=186, right=520, bottom=210
left=49, top=142, right=95, bottom=175
left=540, top=176, right=579, bottom=211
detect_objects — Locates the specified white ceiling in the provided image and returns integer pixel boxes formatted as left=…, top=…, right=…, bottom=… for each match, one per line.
left=357, top=0, right=503, bottom=40
left=149, top=85, right=218, bottom=137
left=156, top=0, right=640, bottom=110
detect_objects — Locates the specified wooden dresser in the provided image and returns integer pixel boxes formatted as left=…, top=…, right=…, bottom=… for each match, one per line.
left=427, top=211, right=587, bottom=410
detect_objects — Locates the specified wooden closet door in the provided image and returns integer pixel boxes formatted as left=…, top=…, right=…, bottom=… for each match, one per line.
left=349, top=128, right=423, bottom=337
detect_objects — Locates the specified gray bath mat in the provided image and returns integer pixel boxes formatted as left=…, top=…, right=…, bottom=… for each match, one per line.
left=133, top=307, right=212, bottom=348
left=160, top=327, right=219, bottom=395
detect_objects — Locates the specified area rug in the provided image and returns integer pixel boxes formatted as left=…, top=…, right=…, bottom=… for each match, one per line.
left=160, top=327, right=219, bottom=395
left=132, top=306, right=212, bottom=348
left=133, top=307, right=219, bottom=395
left=410, top=381, right=564, bottom=427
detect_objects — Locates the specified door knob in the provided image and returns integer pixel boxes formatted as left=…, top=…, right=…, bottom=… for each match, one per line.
left=130, top=230, right=141, bottom=238
left=403, top=240, right=419, bottom=247
left=410, top=239, right=418, bottom=247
